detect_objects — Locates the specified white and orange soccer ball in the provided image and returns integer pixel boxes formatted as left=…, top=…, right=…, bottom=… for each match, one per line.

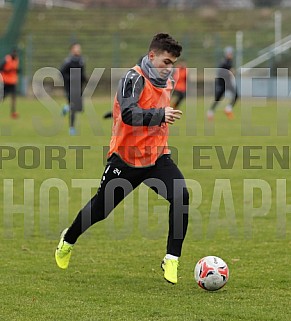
left=194, top=256, right=229, bottom=291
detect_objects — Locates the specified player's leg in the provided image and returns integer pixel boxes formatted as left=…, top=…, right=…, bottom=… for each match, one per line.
left=170, top=90, right=179, bottom=108
left=175, top=91, right=186, bottom=109
left=229, top=85, right=238, bottom=108
left=103, top=110, right=113, bottom=119
left=2, top=85, right=18, bottom=118
left=55, top=154, right=147, bottom=268
left=208, top=82, right=225, bottom=120
left=171, top=91, right=184, bottom=109
left=224, top=85, right=238, bottom=119
left=10, top=85, right=18, bottom=118
left=61, top=87, right=70, bottom=116
left=69, top=91, right=83, bottom=135
left=3, top=84, right=9, bottom=100
left=69, top=109, right=76, bottom=135
left=144, top=155, right=189, bottom=283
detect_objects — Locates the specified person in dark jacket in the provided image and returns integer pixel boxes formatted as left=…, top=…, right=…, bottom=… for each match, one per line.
left=207, top=46, right=238, bottom=121
left=60, top=43, right=86, bottom=135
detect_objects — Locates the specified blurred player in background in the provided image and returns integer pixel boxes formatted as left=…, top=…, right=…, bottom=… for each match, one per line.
left=207, top=46, right=238, bottom=121
left=55, top=33, right=189, bottom=285
left=0, top=48, right=20, bottom=119
left=60, top=43, right=87, bottom=135
left=171, top=59, right=187, bottom=109
left=103, top=110, right=113, bottom=119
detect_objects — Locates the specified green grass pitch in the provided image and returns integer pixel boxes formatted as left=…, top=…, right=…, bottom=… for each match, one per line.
left=0, top=95, right=291, bottom=321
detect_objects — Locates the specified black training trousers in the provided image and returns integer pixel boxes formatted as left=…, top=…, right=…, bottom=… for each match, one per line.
left=210, top=78, right=238, bottom=111
left=65, top=154, right=189, bottom=257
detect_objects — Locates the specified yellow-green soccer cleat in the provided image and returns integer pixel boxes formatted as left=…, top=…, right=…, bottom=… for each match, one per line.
left=161, top=257, right=179, bottom=284
left=55, top=228, right=73, bottom=269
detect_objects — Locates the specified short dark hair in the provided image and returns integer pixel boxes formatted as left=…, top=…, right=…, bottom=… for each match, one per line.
left=70, top=42, right=80, bottom=49
left=149, top=33, right=182, bottom=58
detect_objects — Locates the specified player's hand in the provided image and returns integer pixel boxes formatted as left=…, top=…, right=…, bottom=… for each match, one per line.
left=165, top=107, right=183, bottom=124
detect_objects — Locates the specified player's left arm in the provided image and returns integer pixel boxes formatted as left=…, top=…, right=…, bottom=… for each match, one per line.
left=117, top=69, right=165, bottom=127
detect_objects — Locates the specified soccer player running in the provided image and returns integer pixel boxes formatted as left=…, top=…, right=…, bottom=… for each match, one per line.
left=207, top=46, right=238, bottom=121
left=60, top=43, right=87, bottom=135
left=171, top=59, right=187, bottom=109
left=55, top=33, right=189, bottom=285
left=0, top=48, right=20, bottom=119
